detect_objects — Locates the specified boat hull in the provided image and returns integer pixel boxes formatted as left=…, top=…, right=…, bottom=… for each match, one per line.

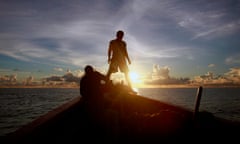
left=3, top=87, right=240, bottom=143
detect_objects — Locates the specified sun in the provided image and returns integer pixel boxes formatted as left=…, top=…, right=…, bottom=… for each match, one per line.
left=129, top=71, right=141, bottom=85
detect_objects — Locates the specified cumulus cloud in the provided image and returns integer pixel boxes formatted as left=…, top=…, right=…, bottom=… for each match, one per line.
left=145, top=64, right=190, bottom=85
left=224, top=68, right=240, bottom=84
left=152, top=64, right=170, bottom=80
left=193, top=72, right=214, bottom=83
left=62, top=73, right=79, bottom=83
left=0, top=74, right=17, bottom=84
left=146, top=65, right=240, bottom=86
left=23, top=75, right=34, bottom=85
left=193, top=68, right=240, bottom=85
left=44, top=69, right=80, bottom=84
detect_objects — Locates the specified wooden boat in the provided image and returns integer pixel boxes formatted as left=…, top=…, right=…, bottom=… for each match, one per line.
left=2, top=85, right=239, bottom=144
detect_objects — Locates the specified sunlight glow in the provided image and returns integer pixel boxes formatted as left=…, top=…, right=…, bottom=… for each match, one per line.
left=129, top=71, right=143, bottom=87
left=129, top=72, right=139, bottom=83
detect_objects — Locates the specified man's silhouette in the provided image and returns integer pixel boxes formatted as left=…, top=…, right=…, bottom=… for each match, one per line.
left=106, top=30, right=132, bottom=89
left=80, top=65, right=108, bottom=123
left=80, top=65, right=107, bottom=100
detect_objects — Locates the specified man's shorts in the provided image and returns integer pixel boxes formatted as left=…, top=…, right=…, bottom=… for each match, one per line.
left=108, top=60, right=128, bottom=73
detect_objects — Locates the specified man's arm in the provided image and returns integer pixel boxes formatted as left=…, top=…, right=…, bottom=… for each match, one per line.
left=124, top=45, right=131, bottom=65
left=126, top=54, right=131, bottom=65
left=127, top=56, right=131, bottom=64
left=95, top=71, right=108, bottom=82
left=108, top=42, right=112, bottom=64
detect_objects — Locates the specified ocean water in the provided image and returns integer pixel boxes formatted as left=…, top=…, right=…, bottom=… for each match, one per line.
left=138, top=87, right=240, bottom=122
left=0, top=88, right=79, bottom=136
left=0, top=87, right=240, bottom=136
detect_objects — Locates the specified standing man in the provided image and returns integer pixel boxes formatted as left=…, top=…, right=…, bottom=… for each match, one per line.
left=106, top=30, right=132, bottom=89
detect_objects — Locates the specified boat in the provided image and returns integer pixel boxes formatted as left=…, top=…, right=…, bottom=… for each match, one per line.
left=2, top=84, right=239, bottom=144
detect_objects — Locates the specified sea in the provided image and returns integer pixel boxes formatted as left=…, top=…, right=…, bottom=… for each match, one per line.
left=0, top=87, right=240, bottom=136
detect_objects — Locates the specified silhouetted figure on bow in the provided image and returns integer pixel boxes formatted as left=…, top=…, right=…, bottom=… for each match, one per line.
left=80, top=65, right=108, bottom=126
left=80, top=65, right=107, bottom=99
left=106, top=30, right=132, bottom=89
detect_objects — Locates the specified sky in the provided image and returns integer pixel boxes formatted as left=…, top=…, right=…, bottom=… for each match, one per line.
left=0, top=0, right=240, bottom=86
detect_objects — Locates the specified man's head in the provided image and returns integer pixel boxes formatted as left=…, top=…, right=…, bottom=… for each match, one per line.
left=84, top=65, right=94, bottom=74
left=116, top=30, right=124, bottom=40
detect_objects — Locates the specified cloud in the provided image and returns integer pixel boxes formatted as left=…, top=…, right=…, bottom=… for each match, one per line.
left=24, top=75, right=34, bottom=85
left=0, top=74, right=17, bottom=84
left=45, top=75, right=64, bottom=82
left=145, top=64, right=190, bottom=85
left=152, top=64, right=170, bottom=80
left=208, top=64, right=215, bottom=68
left=146, top=65, right=240, bottom=86
left=0, top=0, right=197, bottom=66
left=0, top=38, right=61, bottom=63
left=0, top=68, right=12, bottom=73
left=54, top=67, right=63, bottom=72
left=224, top=68, right=240, bottom=83
left=44, top=69, right=80, bottom=83
left=0, top=0, right=239, bottom=85
left=153, top=0, right=240, bottom=40
left=225, top=54, right=240, bottom=65
left=62, top=72, right=80, bottom=83
left=193, top=68, right=240, bottom=85
left=0, top=0, right=120, bottom=67
left=191, top=21, right=240, bottom=40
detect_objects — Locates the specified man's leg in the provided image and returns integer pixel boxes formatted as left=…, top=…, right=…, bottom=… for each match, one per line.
left=107, top=62, right=116, bottom=81
left=124, top=73, right=137, bottom=94
left=106, top=70, right=112, bottom=80
left=124, top=72, right=132, bottom=89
